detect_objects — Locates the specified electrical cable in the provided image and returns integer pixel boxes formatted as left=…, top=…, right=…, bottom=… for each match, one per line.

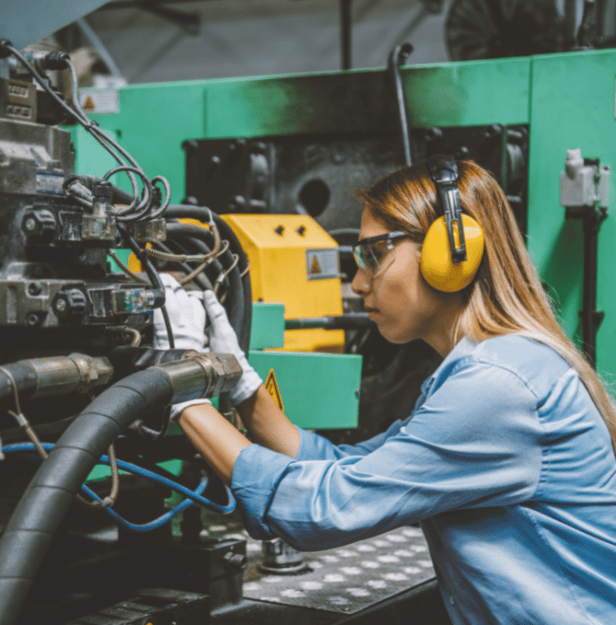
left=0, top=41, right=170, bottom=224
left=108, top=250, right=149, bottom=284
left=151, top=241, right=212, bottom=291
left=116, top=224, right=173, bottom=348
left=2, top=445, right=209, bottom=531
left=1, top=442, right=236, bottom=516
left=163, top=206, right=253, bottom=354
left=0, top=367, right=121, bottom=509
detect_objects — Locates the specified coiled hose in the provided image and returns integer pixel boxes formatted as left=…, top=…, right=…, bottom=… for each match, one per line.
left=165, top=205, right=252, bottom=354
left=0, top=367, right=174, bottom=625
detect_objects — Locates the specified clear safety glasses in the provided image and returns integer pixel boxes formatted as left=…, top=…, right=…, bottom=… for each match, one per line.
left=352, top=231, right=410, bottom=276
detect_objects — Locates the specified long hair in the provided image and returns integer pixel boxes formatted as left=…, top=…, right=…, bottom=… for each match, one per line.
left=357, top=160, right=616, bottom=448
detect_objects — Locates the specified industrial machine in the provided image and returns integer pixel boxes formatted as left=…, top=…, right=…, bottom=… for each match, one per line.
left=1, top=2, right=616, bottom=624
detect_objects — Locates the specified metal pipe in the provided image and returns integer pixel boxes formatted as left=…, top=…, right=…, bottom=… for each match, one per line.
left=340, top=0, right=353, bottom=70
left=581, top=214, right=604, bottom=367
left=387, top=44, right=414, bottom=167
left=0, top=354, right=113, bottom=407
left=286, top=313, right=374, bottom=330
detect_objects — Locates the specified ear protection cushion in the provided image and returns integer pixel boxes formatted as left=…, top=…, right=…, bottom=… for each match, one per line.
left=420, top=214, right=485, bottom=292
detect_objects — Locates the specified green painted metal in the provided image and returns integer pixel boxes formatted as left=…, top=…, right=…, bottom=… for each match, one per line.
left=527, top=49, right=616, bottom=380
left=248, top=350, right=361, bottom=430
left=79, top=58, right=529, bottom=202
left=250, top=303, right=285, bottom=350
left=205, top=59, right=530, bottom=137
left=71, top=49, right=616, bottom=383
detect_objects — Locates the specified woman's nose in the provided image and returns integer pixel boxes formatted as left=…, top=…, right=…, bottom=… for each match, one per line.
left=351, top=267, right=370, bottom=295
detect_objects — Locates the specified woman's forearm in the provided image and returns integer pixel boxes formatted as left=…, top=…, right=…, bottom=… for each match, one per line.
left=236, top=385, right=300, bottom=458
left=177, top=386, right=300, bottom=485
left=178, top=403, right=251, bottom=485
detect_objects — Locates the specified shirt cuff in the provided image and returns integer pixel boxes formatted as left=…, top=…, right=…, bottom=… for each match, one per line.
left=231, top=443, right=294, bottom=540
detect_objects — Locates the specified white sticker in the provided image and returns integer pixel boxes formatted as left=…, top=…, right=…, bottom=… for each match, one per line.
left=78, top=88, right=120, bottom=115
left=36, top=171, right=64, bottom=195
left=306, top=248, right=339, bottom=280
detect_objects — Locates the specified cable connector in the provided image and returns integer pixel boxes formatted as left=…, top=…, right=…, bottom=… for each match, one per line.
left=11, top=412, right=28, bottom=428
left=42, top=51, right=70, bottom=70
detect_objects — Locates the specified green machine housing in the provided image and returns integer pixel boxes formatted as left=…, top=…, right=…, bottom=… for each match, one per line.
left=74, top=49, right=616, bottom=411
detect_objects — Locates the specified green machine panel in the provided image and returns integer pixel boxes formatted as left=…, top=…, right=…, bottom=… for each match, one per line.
left=77, top=48, right=616, bottom=385
left=248, top=350, right=362, bottom=430
left=83, top=58, right=530, bottom=204
left=527, top=49, right=616, bottom=380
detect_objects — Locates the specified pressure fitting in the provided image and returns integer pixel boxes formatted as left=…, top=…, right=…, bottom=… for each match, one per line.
left=154, top=353, right=242, bottom=403
left=28, top=353, right=114, bottom=397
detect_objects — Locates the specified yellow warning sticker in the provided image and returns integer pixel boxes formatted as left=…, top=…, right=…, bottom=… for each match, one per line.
left=264, top=368, right=284, bottom=412
left=306, top=248, right=339, bottom=281
left=83, top=96, right=95, bottom=110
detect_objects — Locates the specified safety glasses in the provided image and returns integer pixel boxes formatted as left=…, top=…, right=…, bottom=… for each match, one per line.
left=352, top=231, right=410, bottom=276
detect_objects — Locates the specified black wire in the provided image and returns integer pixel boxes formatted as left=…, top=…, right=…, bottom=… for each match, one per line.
left=116, top=224, right=174, bottom=349
left=160, top=305, right=175, bottom=350
left=2, top=42, right=160, bottom=222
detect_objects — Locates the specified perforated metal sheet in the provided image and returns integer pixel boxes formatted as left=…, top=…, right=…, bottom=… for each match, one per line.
left=204, top=514, right=435, bottom=615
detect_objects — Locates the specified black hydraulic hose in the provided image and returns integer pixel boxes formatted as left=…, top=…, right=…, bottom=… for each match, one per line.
left=164, top=206, right=252, bottom=354
left=0, top=368, right=174, bottom=625
left=387, top=43, right=414, bottom=167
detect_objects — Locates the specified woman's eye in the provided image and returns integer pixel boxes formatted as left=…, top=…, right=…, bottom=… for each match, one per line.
left=370, top=246, right=384, bottom=262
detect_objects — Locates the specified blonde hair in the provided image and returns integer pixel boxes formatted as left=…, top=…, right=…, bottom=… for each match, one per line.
left=358, top=160, right=616, bottom=448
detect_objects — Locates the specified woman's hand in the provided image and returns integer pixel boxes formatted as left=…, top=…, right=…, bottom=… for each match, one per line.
left=153, top=273, right=212, bottom=421
left=203, top=290, right=262, bottom=407
left=153, top=273, right=207, bottom=352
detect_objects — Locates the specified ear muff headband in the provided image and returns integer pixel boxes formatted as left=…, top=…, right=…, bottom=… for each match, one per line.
left=420, top=155, right=485, bottom=292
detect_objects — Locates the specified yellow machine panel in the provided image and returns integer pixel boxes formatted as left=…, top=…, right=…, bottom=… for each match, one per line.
left=222, top=214, right=344, bottom=353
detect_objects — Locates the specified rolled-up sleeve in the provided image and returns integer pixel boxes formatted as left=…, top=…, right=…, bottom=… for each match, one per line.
left=231, top=360, right=543, bottom=550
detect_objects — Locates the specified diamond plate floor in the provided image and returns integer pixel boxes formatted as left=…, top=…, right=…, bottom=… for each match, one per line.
left=203, top=513, right=435, bottom=615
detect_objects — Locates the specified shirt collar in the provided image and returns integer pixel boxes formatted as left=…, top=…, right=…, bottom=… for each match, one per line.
left=420, top=336, right=478, bottom=396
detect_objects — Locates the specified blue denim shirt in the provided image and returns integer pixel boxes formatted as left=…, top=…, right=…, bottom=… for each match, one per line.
left=232, top=335, right=616, bottom=624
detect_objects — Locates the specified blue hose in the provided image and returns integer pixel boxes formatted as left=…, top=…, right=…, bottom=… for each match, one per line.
left=3, top=443, right=236, bottom=531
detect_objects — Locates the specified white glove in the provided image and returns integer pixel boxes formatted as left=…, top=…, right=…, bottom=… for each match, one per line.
left=153, top=273, right=207, bottom=352
left=153, top=273, right=211, bottom=421
left=203, top=290, right=262, bottom=407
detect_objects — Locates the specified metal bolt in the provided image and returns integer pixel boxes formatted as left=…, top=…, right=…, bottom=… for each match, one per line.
left=182, top=139, right=199, bottom=151
left=25, top=313, right=40, bottom=326
left=54, top=298, right=67, bottom=313
left=27, top=282, right=42, bottom=296
left=24, top=218, right=36, bottom=231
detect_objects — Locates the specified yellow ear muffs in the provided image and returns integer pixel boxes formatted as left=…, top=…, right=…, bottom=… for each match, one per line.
left=420, top=214, right=485, bottom=292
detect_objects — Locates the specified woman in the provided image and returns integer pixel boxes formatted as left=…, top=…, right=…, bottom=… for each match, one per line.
left=163, top=158, right=616, bottom=624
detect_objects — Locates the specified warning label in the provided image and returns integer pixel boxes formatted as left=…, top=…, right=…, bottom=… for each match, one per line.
left=306, top=248, right=339, bottom=281
left=78, top=88, right=120, bottom=115
left=264, top=368, right=284, bottom=412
